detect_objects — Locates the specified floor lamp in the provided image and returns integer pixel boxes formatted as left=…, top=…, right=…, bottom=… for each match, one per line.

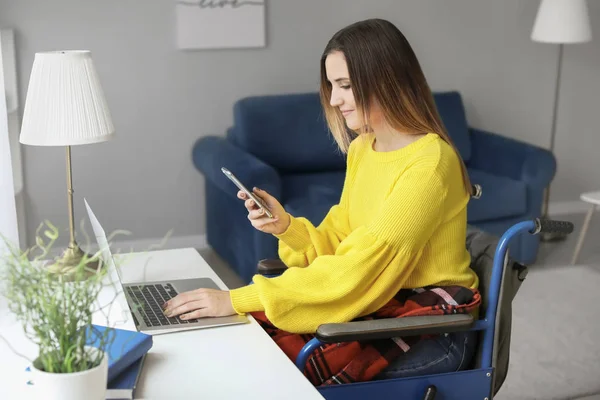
left=531, top=0, right=592, bottom=241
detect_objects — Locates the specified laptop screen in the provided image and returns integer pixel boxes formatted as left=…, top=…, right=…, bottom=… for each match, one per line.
left=85, top=198, right=134, bottom=329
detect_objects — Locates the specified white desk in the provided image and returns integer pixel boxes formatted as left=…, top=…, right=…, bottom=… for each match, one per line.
left=0, top=248, right=324, bottom=399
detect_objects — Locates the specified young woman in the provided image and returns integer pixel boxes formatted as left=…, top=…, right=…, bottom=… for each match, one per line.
left=163, top=18, right=481, bottom=385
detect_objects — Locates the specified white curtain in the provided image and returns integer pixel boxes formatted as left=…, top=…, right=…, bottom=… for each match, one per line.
left=0, top=29, right=19, bottom=254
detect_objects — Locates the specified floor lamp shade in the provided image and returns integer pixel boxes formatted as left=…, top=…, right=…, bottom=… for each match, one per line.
left=531, top=0, right=592, bottom=44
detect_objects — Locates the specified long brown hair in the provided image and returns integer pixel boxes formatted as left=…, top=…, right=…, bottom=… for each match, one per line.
left=319, top=18, right=472, bottom=195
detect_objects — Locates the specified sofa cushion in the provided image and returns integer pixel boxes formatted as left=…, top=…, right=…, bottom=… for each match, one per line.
left=467, top=169, right=527, bottom=222
left=281, top=171, right=345, bottom=225
left=227, top=93, right=346, bottom=173
left=434, top=91, right=472, bottom=162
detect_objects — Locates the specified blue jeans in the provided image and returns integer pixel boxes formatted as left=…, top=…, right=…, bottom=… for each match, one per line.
left=375, top=331, right=477, bottom=380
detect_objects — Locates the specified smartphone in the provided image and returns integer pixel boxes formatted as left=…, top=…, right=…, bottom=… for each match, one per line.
left=221, top=167, right=274, bottom=218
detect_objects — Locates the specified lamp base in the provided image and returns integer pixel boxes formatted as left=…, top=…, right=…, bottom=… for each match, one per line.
left=47, top=244, right=101, bottom=279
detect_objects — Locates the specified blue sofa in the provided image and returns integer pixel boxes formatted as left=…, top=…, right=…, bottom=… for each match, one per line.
left=192, top=91, right=556, bottom=283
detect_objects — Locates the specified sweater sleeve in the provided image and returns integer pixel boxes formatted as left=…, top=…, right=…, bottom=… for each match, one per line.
left=230, top=162, right=451, bottom=333
left=274, top=205, right=350, bottom=268
left=273, top=146, right=356, bottom=268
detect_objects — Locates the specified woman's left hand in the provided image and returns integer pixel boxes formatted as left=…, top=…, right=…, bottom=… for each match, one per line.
left=162, top=288, right=236, bottom=320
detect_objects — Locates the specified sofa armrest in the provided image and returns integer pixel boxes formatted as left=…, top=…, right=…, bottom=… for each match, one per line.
left=315, top=314, right=474, bottom=344
left=469, top=128, right=556, bottom=187
left=192, top=136, right=282, bottom=199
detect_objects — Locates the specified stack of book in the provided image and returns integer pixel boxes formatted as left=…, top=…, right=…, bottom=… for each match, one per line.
left=87, top=325, right=153, bottom=400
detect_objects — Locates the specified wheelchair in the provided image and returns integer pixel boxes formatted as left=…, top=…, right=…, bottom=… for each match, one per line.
left=256, top=214, right=574, bottom=400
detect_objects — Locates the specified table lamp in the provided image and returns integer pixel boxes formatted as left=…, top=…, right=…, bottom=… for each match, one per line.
left=19, top=50, right=114, bottom=271
left=531, top=0, right=592, bottom=241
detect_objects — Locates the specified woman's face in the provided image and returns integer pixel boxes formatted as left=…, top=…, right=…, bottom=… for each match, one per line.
left=325, top=51, right=382, bottom=131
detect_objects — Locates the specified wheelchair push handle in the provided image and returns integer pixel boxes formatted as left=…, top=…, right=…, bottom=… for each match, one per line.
left=532, top=218, right=574, bottom=235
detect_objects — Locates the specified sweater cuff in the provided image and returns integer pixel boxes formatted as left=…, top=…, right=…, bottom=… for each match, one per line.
left=274, top=215, right=312, bottom=252
left=229, top=284, right=264, bottom=314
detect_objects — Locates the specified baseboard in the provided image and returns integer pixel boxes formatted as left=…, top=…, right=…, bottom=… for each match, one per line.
left=37, top=201, right=587, bottom=257
left=47, top=234, right=207, bottom=259
left=548, top=201, right=590, bottom=216
left=105, top=234, right=208, bottom=253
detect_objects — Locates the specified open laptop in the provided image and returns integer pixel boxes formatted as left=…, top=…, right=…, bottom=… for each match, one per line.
left=84, top=198, right=248, bottom=335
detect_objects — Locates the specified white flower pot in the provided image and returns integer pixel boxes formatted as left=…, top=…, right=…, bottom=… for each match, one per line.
left=30, top=346, right=108, bottom=400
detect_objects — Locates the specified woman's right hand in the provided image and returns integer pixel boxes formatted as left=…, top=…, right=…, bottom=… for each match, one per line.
left=238, top=188, right=290, bottom=235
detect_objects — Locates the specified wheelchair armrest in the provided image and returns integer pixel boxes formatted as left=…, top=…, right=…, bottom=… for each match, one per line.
left=257, top=259, right=288, bottom=275
left=315, top=314, right=474, bottom=344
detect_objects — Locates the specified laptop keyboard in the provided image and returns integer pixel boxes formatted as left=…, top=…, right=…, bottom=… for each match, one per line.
left=126, top=283, right=199, bottom=327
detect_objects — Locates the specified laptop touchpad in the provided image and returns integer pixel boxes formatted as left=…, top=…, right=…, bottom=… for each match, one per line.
left=171, top=277, right=221, bottom=293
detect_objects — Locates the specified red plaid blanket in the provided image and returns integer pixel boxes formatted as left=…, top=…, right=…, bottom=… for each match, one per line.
left=251, top=286, right=481, bottom=386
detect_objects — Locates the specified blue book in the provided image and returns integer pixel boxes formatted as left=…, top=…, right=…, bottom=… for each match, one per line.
left=86, top=325, right=153, bottom=382
left=106, top=354, right=146, bottom=400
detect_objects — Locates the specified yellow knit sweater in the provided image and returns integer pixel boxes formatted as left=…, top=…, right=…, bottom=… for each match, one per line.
left=229, top=133, right=478, bottom=333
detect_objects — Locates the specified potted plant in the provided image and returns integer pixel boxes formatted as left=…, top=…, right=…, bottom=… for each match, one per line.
left=0, top=221, right=125, bottom=400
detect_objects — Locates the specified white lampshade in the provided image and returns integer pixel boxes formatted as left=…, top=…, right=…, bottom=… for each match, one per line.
left=531, top=0, right=592, bottom=44
left=19, top=50, right=114, bottom=146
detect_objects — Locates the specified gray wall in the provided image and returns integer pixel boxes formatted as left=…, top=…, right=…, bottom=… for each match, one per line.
left=0, top=0, right=596, bottom=248
left=553, top=2, right=600, bottom=208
